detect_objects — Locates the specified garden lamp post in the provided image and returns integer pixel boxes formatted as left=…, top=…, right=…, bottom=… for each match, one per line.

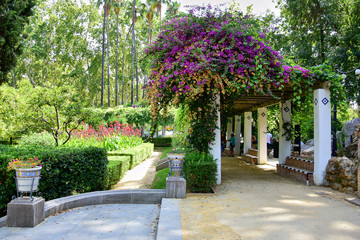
left=332, top=64, right=360, bottom=156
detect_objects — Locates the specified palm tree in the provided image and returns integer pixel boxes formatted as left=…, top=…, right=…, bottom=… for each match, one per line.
left=97, top=0, right=107, bottom=107
left=106, top=1, right=111, bottom=107
left=131, top=0, right=136, bottom=104
left=114, top=0, right=122, bottom=106
left=166, top=1, right=180, bottom=19
left=152, top=0, right=169, bottom=30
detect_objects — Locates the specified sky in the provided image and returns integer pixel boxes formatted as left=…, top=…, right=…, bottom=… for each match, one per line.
left=177, top=0, right=280, bottom=16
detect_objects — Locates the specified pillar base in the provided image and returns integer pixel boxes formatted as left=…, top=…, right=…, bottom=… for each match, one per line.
left=166, top=177, right=186, bottom=198
left=7, top=197, right=45, bottom=227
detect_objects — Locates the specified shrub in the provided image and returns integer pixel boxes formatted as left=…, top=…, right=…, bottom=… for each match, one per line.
left=183, top=151, right=217, bottom=193
left=17, top=131, right=55, bottom=146
left=0, top=145, right=107, bottom=217
left=151, top=168, right=170, bottom=189
left=105, top=156, right=131, bottom=189
left=144, top=137, right=172, bottom=147
left=108, top=143, right=154, bottom=169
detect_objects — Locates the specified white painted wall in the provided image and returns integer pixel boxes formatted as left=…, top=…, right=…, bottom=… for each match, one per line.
left=258, top=108, right=267, bottom=164
left=209, top=94, right=221, bottom=185
left=279, top=101, right=292, bottom=164
left=244, top=112, right=252, bottom=154
left=314, top=88, right=331, bottom=185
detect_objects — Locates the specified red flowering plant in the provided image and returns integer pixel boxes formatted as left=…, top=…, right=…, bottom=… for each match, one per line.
left=145, top=5, right=342, bottom=152
left=68, top=120, right=143, bottom=151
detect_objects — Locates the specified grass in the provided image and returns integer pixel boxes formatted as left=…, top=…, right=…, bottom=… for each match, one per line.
left=151, top=167, right=169, bottom=189
left=160, top=147, right=173, bottom=159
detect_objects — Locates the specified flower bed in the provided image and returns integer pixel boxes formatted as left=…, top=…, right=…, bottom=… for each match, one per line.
left=68, top=121, right=143, bottom=151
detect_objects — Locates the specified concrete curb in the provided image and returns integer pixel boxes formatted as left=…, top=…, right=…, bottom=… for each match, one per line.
left=157, top=198, right=183, bottom=240
left=0, top=189, right=166, bottom=228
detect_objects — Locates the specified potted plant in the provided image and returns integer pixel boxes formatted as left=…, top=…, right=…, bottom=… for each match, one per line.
left=7, top=157, right=42, bottom=194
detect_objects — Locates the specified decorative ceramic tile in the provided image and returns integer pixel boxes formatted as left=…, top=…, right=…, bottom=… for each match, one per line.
left=237, top=119, right=241, bottom=122
left=284, top=106, right=289, bottom=113
left=322, top=97, right=329, bottom=105
left=261, top=112, right=266, bottom=117
left=212, top=95, right=217, bottom=101
left=314, top=98, right=318, bottom=105
left=247, top=116, right=251, bottom=120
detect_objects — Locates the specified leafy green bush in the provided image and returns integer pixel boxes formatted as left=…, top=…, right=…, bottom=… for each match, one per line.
left=108, top=143, right=154, bottom=169
left=105, top=156, right=131, bottom=189
left=17, top=131, right=55, bottom=146
left=151, top=168, right=170, bottom=189
left=144, top=137, right=172, bottom=147
left=0, top=145, right=107, bottom=217
left=183, top=151, right=217, bottom=193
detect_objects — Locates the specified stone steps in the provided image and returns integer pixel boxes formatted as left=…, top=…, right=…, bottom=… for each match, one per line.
left=277, top=164, right=314, bottom=185
left=285, top=156, right=314, bottom=172
left=243, top=149, right=258, bottom=165
left=248, top=148, right=258, bottom=157
left=242, top=154, right=258, bottom=165
left=277, top=156, right=314, bottom=185
left=156, top=158, right=169, bottom=171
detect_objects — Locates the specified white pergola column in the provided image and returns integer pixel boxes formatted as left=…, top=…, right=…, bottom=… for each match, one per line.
left=279, top=101, right=292, bottom=164
left=209, top=94, right=221, bottom=185
left=258, top=108, right=267, bottom=164
left=244, top=112, right=252, bottom=154
left=314, top=87, right=331, bottom=185
left=227, top=117, right=232, bottom=139
left=226, top=117, right=232, bottom=148
left=235, top=115, right=241, bottom=155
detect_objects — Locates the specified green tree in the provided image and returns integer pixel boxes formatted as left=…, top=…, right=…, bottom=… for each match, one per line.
left=29, top=85, right=92, bottom=146
left=0, top=0, right=35, bottom=84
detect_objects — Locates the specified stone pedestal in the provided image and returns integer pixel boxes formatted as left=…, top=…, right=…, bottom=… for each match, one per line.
left=7, top=197, right=45, bottom=227
left=166, top=177, right=186, bottom=198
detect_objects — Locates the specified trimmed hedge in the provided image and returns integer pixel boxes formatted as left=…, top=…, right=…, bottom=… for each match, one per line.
left=183, top=151, right=217, bottom=193
left=105, top=156, right=131, bottom=189
left=0, top=145, right=107, bottom=217
left=144, top=137, right=172, bottom=147
left=108, top=143, right=154, bottom=169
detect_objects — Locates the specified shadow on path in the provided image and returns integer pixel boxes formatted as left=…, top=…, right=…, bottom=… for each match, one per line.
left=180, top=156, right=360, bottom=240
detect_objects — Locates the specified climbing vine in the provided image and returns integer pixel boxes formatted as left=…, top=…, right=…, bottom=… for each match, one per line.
left=145, top=6, right=341, bottom=152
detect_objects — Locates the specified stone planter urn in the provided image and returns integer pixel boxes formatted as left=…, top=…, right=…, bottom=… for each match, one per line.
left=168, top=153, right=185, bottom=176
left=15, top=166, right=42, bottom=199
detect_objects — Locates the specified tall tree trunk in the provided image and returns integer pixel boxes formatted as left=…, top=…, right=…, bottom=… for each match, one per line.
left=115, top=13, right=120, bottom=106
left=121, top=25, right=133, bottom=105
left=134, top=40, right=139, bottom=102
left=131, top=0, right=136, bottom=105
left=101, top=0, right=106, bottom=107
left=106, top=12, right=111, bottom=107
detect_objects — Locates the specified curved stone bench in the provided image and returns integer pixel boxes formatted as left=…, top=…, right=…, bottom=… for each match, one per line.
left=0, top=189, right=166, bottom=228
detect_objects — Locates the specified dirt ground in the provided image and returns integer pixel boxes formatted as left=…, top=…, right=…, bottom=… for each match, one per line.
left=179, top=157, right=360, bottom=240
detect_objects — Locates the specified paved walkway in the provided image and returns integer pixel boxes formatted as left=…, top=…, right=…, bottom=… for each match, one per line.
left=0, top=204, right=160, bottom=240
left=179, top=156, right=360, bottom=240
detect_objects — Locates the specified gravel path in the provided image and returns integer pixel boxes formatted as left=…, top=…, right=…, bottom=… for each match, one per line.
left=113, top=151, right=162, bottom=190
left=180, top=156, right=360, bottom=240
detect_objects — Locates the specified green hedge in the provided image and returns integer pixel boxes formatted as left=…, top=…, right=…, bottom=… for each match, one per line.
left=183, top=151, right=217, bottom=193
left=108, top=143, right=154, bottom=169
left=144, top=137, right=172, bottom=147
left=0, top=145, right=107, bottom=217
left=104, top=156, right=130, bottom=189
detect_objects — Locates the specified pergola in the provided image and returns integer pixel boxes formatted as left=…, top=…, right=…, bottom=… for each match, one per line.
left=209, top=81, right=332, bottom=186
